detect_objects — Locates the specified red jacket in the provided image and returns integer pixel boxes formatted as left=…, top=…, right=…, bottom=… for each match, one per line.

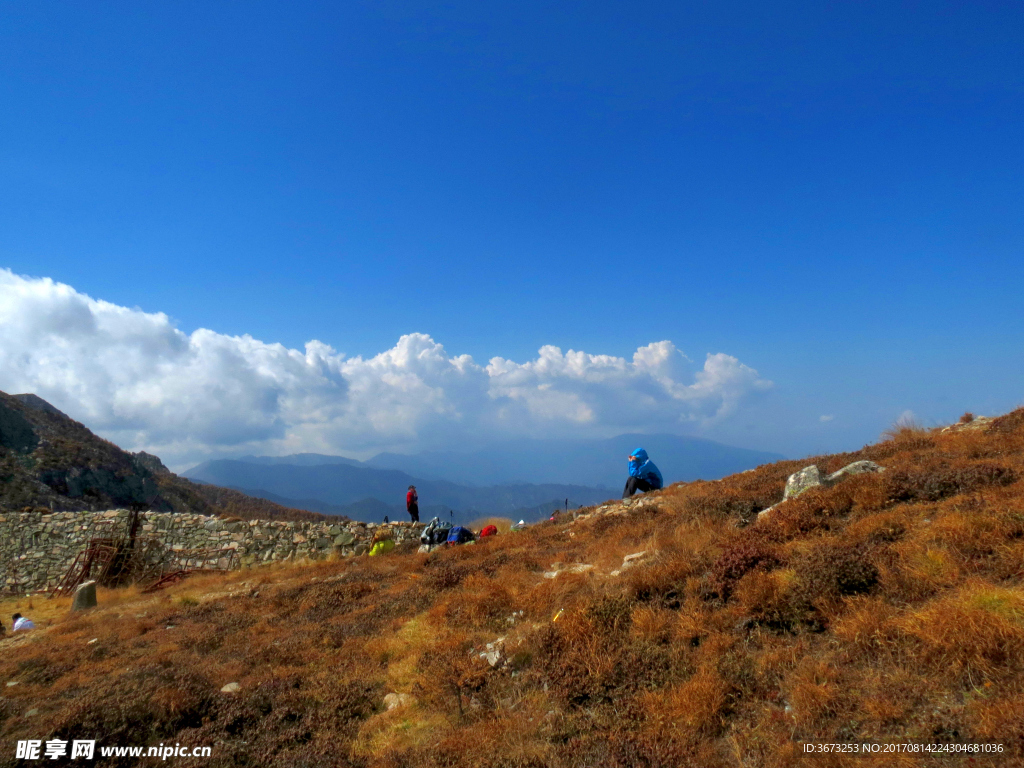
left=406, top=489, right=417, bottom=507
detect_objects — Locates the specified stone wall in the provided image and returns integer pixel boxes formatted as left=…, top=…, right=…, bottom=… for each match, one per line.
left=0, top=509, right=423, bottom=593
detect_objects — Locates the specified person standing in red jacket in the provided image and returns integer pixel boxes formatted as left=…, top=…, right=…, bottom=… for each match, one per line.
left=406, top=485, right=419, bottom=523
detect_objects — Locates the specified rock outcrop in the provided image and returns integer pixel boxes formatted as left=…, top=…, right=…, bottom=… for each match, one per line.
left=784, top=466, right=823, bottom=500
left=759, top=460, right=885, bottom=520
left=132, top=452, right=171, bottom=476
left=941, top=416, right=994, bottom=433
left=70, top=580, right=97, bottom=612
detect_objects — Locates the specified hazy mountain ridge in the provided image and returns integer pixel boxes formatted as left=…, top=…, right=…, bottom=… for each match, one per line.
left=184, top=434, right=782, bottom=523
left=235, top=453, right=362, bottom=468
left=364, top=434, right=784, bottom=488
left=184, top=459, right=613, bottom=524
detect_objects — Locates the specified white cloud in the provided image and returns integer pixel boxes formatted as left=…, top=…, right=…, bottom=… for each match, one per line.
left=819, top=414, right=835, bottom=423
left=0, top=269, right=773, bottom=468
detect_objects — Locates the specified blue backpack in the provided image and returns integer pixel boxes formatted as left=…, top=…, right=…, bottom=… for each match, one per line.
left=446, top=526, right=474, bottom=546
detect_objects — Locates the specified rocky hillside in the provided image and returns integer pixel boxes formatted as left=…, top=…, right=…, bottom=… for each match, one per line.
left=0, top=390, right=333, bottom=523
left=0, top=409, right=1022, bottom=767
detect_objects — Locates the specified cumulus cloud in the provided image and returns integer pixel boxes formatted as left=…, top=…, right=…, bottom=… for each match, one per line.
left=0, top=269, right=772, bottom=467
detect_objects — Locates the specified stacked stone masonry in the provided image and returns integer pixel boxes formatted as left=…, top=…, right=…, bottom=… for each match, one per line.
left=0, top=509, right=422, bottom=594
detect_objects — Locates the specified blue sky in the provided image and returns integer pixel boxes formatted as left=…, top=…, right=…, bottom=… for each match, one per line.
left=1, top=1, right=1022, bottom=464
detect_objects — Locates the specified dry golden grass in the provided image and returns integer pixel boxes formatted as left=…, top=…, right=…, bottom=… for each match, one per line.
left=2, top=409, right=1024, bottom=766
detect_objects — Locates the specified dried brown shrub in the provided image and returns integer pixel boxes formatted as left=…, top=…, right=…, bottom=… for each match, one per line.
left=787, top=658, right=847, bottom=733
left=967, top=692, right=1024, bottom=760
left=414, top=631, right=487, bottom=718
left=990, top=406, right=1024, bottom=435
left=756, top=484, right=856, bottom=540
left=884, top=463, right=1016, bottom=505
left=846, top=510, right=909, bottom=544
left=708, top=538, right=783, bottom=600
left=733, top=568, right=802, bottom=630
left=681, top=488, right=780, bottom=524
left=50, top=665, right=217, bottom=745
left=830, top=596, right=902, bottom=658
left=531, top=604, right=676, bottom=712
left=585, top=594, right=634, bottom=636
left=630, top=605, right=676, bottom=644
left=423, top=560, right=471, bottom=590
left=435, top=573, right=515, bottom=631
left=624, top=551, right=697, bottom=608
left=796, top=541, right=878, bottom=601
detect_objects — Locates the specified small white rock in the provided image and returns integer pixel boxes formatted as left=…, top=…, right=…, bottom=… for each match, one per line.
left=384, top=692, right=414, bottom=710
left=481, top=650, right=501, bottom=667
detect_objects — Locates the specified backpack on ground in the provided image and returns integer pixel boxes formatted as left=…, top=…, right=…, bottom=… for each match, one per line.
left=420, top=517, right=440, bottom=545
left=431, top=522, right=452, bottom=546
left=446, top=526, right=474, bottom=546
left=479, top=524, right=498, bottom=538
left=369, top=539, right=395, bottom=557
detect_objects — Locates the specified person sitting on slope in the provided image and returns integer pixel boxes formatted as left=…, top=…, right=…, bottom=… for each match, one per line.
left=623, top=448, right=663, bottom=498
left=12, top=613, right=34, bottom=631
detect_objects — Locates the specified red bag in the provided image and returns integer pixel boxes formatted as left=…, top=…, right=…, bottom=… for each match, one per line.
left=479, top=525, right=498, bottom=538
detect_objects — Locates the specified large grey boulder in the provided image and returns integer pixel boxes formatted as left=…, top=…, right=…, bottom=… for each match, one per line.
left=762, top=460, right=887, bottom=521
left=784, top=466, right=823, bottom=500
left=826, top=460, right=884, bottom=483
left=71, top=580, right=97, bottom=612
left=783, top=460, right=885, bottom=502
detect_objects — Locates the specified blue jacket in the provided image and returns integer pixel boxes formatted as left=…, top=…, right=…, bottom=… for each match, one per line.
left=628, top=448, right=663, bottom=489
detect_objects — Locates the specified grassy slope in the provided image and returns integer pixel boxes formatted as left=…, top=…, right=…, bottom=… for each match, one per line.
left=1, top=412, right=1023, bottom=767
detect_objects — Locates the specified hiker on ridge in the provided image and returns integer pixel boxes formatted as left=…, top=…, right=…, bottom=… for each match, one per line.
left=406, top=485, right=419, bottom=523
left=623, top=448, right=663, bottom=498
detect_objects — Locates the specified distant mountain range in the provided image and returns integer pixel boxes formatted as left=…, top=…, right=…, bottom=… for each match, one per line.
left=184, top=434, right=783, bottom=524
left=184, top=459, right=612, bottom=525
left=363, top=434, right=784, bottom=488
